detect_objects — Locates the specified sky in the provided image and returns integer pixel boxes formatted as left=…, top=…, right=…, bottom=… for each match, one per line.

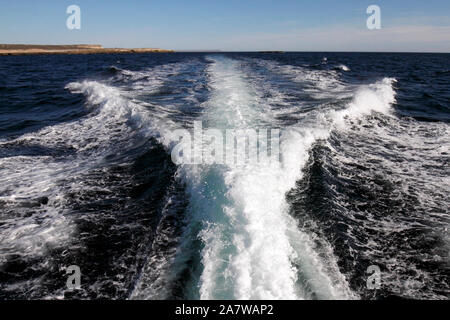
left=0, top=0, right=449, bottom=52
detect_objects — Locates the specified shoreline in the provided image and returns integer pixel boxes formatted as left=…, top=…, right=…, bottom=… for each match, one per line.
left=0, top=44, right=174, bottom=56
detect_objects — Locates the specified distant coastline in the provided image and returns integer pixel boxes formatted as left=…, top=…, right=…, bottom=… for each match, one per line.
left=0, top=44, right=174, bottom=56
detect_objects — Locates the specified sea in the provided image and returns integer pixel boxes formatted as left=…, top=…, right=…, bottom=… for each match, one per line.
left=0, top=52, right=448, bottom=299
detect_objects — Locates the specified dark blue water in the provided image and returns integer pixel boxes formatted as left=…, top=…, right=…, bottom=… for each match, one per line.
left=0, top=52, right=448, bottom=299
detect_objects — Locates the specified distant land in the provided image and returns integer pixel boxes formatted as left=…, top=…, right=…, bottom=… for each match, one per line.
left=0, top=44, right=174, bottom=55
left=258, top=51, right=285, bottom=53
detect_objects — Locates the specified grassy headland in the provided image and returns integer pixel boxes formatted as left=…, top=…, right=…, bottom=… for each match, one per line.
left=0, top=44, right=173, bottom=55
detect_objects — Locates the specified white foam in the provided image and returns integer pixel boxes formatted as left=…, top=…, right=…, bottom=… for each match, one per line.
left=329, top=77, right=397, bottom=128
left=0, top=81, right=133, bottom=259
left=59, top=58, right=397, bottom=300
left=252, top=58, right=351, bottom=100
left=0, top=56, right=400, bottom=298
left=325, top=114, right=449, bottom=299
left=0, top=65, right=180, bottom=260
left=164, top=56, right=389, bottom=299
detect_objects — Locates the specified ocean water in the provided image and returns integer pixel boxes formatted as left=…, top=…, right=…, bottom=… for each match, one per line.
left=0, top=52, right=448, bottom=299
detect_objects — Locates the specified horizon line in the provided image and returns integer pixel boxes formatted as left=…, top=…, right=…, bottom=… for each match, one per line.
left=1, top=43, right=449, bottom=54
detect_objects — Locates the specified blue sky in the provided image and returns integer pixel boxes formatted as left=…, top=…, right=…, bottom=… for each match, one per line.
left=0, top=0, right=449, bottom=51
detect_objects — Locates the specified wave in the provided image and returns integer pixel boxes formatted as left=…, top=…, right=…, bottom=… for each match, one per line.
left=0, top=83, right=131, bottom=261
left=0, top=62, right=181, bottom=264
left=82, top=59, right=448, bottom=300
left=329, top=77, right=396, bottom=128
left=0, top=55, right=401, bottom=299
left=2, top=52, right=448, bottom=301
left=319, top=114, right=449, bottom=299
left=132, top=56, right=400, bottom=300
left=335, top=64, right=350, bottom=71
left=63, top=58, right=398, bottom=300
left=251, top=58, right=352, bottom=101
